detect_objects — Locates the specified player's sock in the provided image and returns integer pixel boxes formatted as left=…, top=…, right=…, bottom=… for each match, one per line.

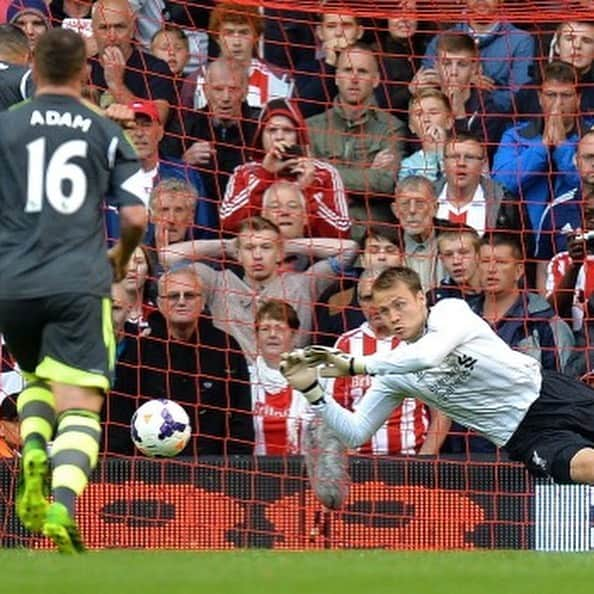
left=16, top=382, right=55, bottom=532
left=50, top=409, right=101, bottom=519
left=17, top=381, right=56, bottom=454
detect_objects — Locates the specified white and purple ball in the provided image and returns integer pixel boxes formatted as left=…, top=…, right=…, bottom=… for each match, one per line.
left=131, top=399, right=191, bottom=457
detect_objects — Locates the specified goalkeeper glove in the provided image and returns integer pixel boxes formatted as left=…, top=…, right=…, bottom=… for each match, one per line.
left=280, top=350, right=325, bottom=404
left=302, top=346, right=367, bottom=378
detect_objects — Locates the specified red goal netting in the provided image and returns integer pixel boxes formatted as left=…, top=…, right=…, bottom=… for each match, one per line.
left=2, top=0, right=594, bottom=551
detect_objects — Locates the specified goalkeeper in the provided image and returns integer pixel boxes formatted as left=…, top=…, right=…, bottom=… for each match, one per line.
left=281, top=266, right=594, bottom=485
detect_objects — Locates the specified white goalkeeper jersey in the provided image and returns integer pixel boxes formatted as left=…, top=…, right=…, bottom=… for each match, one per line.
left=318, top=299, right=542, bottom=447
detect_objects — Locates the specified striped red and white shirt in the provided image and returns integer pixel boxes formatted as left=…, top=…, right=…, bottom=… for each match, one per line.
left=437, top=184, right=487, bottom=235
left=249, top=357, right=310, bottom=455
left=545, top=251, right=594, bottom=331
left=330, top=323, right=429, bottom=455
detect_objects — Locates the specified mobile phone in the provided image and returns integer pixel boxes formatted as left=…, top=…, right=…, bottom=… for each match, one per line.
left=281, top=145, right=304, bottom=160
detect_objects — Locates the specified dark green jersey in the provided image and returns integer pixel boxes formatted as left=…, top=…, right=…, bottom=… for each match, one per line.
left=0, top=61, right=33, bottom=111
left=0, top=93, right=147, bottom=299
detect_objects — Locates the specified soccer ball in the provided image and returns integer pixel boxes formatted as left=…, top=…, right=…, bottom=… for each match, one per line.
left=131, top=399, right=191, bottom=457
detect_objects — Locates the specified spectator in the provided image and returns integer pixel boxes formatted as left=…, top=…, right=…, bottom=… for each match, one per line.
left=544, top=192, right=594, bottom=331
left=536, top=130, right=594, bottom=262
left=493, top=61, right=583, bottom=235
left=434, top=132, right=527, bottom=236
left=306, top=44, right=407, bottom=235
left=6, top=0, right=50, bottom=50
left=183, top=2, right=293, bottom=110
left=422, top=0, right=534, bottom=113
left=104, top=100, right=213, bottom=243
left=261, top=181, right=308, bottom=241
left=119, top=245, right=156, bottom=333
left=150, top=25, right=190, bottom=104
left=159, top=216, right=358, bottom=361
left=371, top=0, right=427, bottom=120
left=0, top=23, right=33, bottom=110
left=391, top=175, right=454, bottom=290
left=0, top=394, right=18, bottom=458
left=89, top=0, right=175, bottom=124
left=412, top=31, right=508, bottom=158
left=330, top=268, right=449, bottom=455
left=477, top=232, right=575, bottom=371
left=250, top=300, right=310, bottom=454
left=50, top=0, right=93, bottom=27
left=148, top=178, right=207, bottom=254
left=398, top=88, right=453, bottom=182
left=516, top=20, right=594, bottom=118
left=132, top=1, right=208, bottom=74
left=102, top=281, right=135, bottom=453
left=221, top=97, right=350, bottom=239
left=162, top=57, right=259, bottom=222
left=293, top=12, right=364, bottom=118
left=109, top=267, right=255, bottom=456
left=426, top=226, right=483, bottom=307
left=314, top=224, right=403, bottom=346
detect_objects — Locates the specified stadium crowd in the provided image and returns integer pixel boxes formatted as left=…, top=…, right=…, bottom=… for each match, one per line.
left=2, top=0, right=594, bottom=462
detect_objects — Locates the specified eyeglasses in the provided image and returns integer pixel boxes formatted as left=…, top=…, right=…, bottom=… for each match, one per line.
left=159, top=291, right=202, bottom=302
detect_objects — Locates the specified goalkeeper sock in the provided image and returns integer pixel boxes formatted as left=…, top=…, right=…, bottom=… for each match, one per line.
left=51, top=409, right=101, bottom=518
left=17, top=381, right=56, bottom=454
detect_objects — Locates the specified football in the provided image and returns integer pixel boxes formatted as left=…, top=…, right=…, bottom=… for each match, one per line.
left=131, top=399, right=191, bottom=457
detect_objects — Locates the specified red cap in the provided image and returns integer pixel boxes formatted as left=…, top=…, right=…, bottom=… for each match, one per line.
left=128, top=100, right=161, bottom=124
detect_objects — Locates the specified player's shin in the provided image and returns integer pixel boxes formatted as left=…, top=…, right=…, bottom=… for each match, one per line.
left=50, top=409, right=101, bottom=519
left=17, top=381, right=56, bottom=454
left=16, top=381, right=55, bottom=531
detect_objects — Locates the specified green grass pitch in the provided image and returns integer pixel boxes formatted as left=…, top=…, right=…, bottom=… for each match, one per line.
left=2, top=550, right=594, bottom=594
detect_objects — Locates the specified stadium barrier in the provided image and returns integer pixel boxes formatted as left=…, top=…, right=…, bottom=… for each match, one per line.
left=0, top=455, right=546, bottom=550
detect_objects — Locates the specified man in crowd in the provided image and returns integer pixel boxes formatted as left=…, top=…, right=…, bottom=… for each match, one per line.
left=422, top=0, right=534, bottom=113
left=163, top=58, right=259, bottom=225
left=159, top=216, right=358, bottom=361
left=390, top=176, right=453, bottom=291
left=184, top=2, right=293, bottom=110
left=493, top=61, right=582, bottom=235
left=112, top=267, right=254, bottom=456
left=221, top=97, right=350, bottom=239
left=294, top=12, right=364, bottom=118
left=6, top=0, right=51, bottom=50
left=89, top=0, right=175, bottom=123
left=477, top=233, right=574, bottom=372
left=306, top=44, right=406, bottom=234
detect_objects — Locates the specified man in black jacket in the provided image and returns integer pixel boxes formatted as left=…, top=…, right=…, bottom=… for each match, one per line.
left=106, top=267, right=254, bottom=456
left=161, top=57, right=259, bottom=229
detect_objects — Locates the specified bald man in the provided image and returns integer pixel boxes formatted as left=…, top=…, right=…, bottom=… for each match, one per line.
left=89, top=0, right=174, bottom=123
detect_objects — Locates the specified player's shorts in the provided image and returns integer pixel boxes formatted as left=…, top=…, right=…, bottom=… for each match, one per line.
left=504, top=369, right=594, bottom=484
left=0, top=294, right=115, bottom=392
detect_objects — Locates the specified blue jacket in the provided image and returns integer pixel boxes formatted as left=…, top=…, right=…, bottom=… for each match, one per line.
left=423, top=22, right=534, bottom=113
left=476, top=292, right=574, bottom=371
left=105, top=157, right=215, bottom=246
left=492, top=119, right=580, bottom=235
left=534, top=187, right=582, bottom=260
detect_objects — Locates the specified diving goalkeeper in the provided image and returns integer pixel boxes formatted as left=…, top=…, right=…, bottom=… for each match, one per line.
left=281, top=266, right=594, bottom=484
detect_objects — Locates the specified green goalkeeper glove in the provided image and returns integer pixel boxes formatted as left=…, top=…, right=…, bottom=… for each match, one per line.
left=302, top=346, right=367, bottom=378
left=280, top=350, right=325, bottom=404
